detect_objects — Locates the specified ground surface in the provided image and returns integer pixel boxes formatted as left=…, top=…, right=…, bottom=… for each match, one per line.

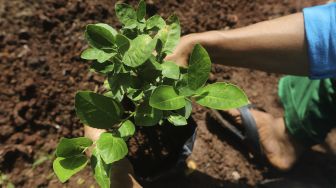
left=0, top=0, right=335, bottom=187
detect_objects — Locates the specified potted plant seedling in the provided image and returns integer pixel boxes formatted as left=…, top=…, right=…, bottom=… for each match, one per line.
left=52, top=0, right=248, bottom=187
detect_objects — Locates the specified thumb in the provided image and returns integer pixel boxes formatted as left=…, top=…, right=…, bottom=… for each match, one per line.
left=164, top=53, right=188, bottom=68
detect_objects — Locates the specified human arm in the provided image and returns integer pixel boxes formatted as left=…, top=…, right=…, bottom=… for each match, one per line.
left=166, top=13, right=310, bottom=76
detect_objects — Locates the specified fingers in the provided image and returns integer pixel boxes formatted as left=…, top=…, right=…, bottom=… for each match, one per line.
left=84, top=125, right=106, bottom=141
left=84, top=125, right=106, bottom=156
left=164, top=34, right=198, bottom=67
left=165, top=54, right=188, bottom=68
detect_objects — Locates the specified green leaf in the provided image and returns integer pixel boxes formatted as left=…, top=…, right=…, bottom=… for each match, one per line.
left=123, top=35, right=157, bottom=67
left=146, top=15, right=166, bottom=30
left=194, top=82, right=249, bottom=110
left=53, top=155, right=89, bottom=183
left=168, top=113, right=188, bottom=126
left=148, top=56, right=162, bottom=70
left=120, top=28, right=138, bottom=39
left=135, top=101, right=163, bottom=126
left=188, top=44, right=211, bottom=90
left=161, top=61, right=180, bottom=80
left=149, top=85, right=186, bottom=110
left=118, top=120, right=135, bottom=139
left=157, top=15, right=181, bottom=53
left=115, top=3, right=137, bottom=28
left=85, top=23, right=117, bottom=50
left=108, top=73, right=140, bottom=97
left=107, top=73, right=126, bottom=98
left=81, top=48, right=115, bottom=63
left=96, top=133, right=128, bottom=164
left=90, top=61, right=115, bottom=74
left=137, top=0, right=146, bottom=21
left=96, top=23, right=118, bottom=36
left=56, top=137, right=93, bottom=158
left=115, top=34, right=130, bottom=55
left=176, top=74, right=196, bottom=96
left=75, top=91, right=123, bottom=129
left=137, top=57, right=161, bottom=83
left=176, top=99, right=192, bottom=119
left=91, top=149, right=111, bottom=188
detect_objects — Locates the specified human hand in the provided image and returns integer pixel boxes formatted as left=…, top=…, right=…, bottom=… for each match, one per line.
left=84, top=126, right=142, bottom=188
left=165, top=33, right=201, bottom=67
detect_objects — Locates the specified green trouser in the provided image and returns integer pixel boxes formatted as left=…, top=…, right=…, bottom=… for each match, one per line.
left=278, top=76, right=336, bottom=147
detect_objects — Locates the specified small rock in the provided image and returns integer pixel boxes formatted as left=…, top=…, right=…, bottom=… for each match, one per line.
left=232, top=171, right=241, bottom=180
left=208, top=73, right=217, bottom=83
left=227, top=14, right=239, bottom=25
left=27, top=57, right=40, bottom=68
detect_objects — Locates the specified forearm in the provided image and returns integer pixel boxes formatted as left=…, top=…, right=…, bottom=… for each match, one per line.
left=186, top=13, right=310, bottom=76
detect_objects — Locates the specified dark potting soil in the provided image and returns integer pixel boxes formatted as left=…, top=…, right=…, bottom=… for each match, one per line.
left=128, top=119, right=196, bottom=180
left=1, top=0, right=335, bottom=187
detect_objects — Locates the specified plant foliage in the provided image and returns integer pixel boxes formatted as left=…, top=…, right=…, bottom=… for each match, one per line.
left=53, top=0, right=248, bottom=187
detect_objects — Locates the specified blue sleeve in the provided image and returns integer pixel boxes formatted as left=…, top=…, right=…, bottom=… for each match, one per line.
left=303, top=3, right=336, bottom=79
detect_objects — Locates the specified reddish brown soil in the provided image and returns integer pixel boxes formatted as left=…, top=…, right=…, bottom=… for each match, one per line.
left=1, top=0, right=335, bottom=187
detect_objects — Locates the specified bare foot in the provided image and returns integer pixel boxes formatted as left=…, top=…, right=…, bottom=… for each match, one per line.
left=227, top=109, right=303, bottom=171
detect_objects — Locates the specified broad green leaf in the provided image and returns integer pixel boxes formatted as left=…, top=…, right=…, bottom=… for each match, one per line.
left=149, top=85, right=186, bottom=110
left=85, top=23, right=117, bottom=50
left=81, top=48, right=115, bottom=63
left=157, top=15, right=181, bottom=53
left=90, top=61, right=115, bottom=74
left=188, top=44, right=211, bottom=90
left=75, top=91, right=123, bottom=129
left=115, top=34, right=130, bottom=55
left=161, top=61, right=180, bottom=80
left=115, top=3, right=137, bottom=28
left=96, top=23, right=118, bottom=36
left=53, top=155, right=88, bottom=183
left=194, top=82, right=248, bottom=110
left=146, top=15, right=166, bottom=30
left=107, top=73, right=126, bottom=98
left=123, top=35, right=157, bottom=67
left=137, top=0, right=146, bottom=21
left=176, top=100, right=192, bottom=119
left=108, top=73, right=140, bottom=95
left=96, top=133, right=128, bottom=164
left=137, top=58, right=161, bottom=83
left=135, top=101, right=162, bottom=126
left=178, top=87, right=195, bottom=97
left=91, top=149, right=111, bottom=188
left=118, top=120, right=135, bottom=139
left=56, top=137, right=93, bottom=158
left=121, top=28, right=138, bottom=39
left=176, top=74, right=196, bottom=96
left=149, top=55, right=162, bottom=70
left=168, top=113, right=188, bottom=126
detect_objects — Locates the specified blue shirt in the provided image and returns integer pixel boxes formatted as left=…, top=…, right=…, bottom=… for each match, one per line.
left=303, top=3, right=336, bottom=79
